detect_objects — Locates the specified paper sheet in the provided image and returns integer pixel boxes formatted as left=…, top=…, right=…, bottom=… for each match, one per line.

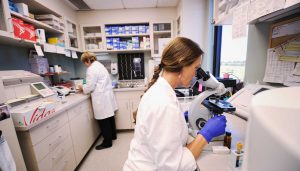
left=43, top=44, right=57, bottom=53
left=65, top=50, right=71, bottom=57
left=248, top=0, right=285, bottom=22
left=71, top=51, right=78, bottom=59
left=285, top=0, right=300, bottom=8
left=232, top=3, right=249, bottom=39
left=34, top=44, right=44, bottom=56
left=263, top=48, right=295, bottom=83
left=292, top=63, right=300, bottom=75
left=272, top=19, right=300, bottom=38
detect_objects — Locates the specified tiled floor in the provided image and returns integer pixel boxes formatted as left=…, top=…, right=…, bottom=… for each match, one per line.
left=77, top=131, right=134, bottom=171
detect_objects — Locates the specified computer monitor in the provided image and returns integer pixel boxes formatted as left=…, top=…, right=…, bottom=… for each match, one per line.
left=242, top=87, right=300, bottom=171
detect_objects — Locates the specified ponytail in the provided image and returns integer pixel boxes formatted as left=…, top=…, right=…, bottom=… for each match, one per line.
left=132, top=63, right=163, bottom=122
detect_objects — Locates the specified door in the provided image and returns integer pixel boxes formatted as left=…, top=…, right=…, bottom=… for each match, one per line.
left=130, top=98, right=141, bottom=128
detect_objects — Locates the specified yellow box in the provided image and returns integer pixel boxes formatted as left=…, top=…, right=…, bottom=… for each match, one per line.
left=48, top=37, right=58, bottom=45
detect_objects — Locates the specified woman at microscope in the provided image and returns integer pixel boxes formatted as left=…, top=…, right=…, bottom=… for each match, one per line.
left=79, top=51, right=118, bottom=150
left=123, top=37, right=227, bottom=171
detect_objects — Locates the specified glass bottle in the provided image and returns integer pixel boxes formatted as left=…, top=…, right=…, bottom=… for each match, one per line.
left=223, top=131, right=232, bottom=149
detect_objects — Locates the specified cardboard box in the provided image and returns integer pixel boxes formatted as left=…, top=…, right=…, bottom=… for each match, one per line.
left=15, top=3, right=29, bottom=17
left=12, top=17, right=25, bottom=39
left=23, top=23, right=36, bottom=42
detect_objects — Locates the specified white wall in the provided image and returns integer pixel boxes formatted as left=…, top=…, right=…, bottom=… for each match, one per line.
left=179, top=0, right=213, bottom=72
left=77, top=8, right=177, bottom=24
left=35, top=0, right=77, bottom=21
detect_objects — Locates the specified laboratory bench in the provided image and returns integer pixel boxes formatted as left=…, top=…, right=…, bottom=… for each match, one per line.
left=13, top=93, right=100, bottom=171
left=196, top=113, right=247, bottom=171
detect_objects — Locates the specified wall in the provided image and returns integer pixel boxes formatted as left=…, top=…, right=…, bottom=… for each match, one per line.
left=244, top=23, right=271, bottom=84
left=178, top=0, right=214, bottom=72
left=77, top=7, right=176, bottom=24
left=76, top=8, right=177, bottom=80
left=0, top=44, right=78, bottom=83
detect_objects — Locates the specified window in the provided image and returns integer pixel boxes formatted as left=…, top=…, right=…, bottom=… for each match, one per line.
left=219, top=25, right=247, bottom=81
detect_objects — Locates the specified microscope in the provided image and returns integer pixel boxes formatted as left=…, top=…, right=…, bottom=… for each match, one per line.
left=188, top=68, right=236, bottom=137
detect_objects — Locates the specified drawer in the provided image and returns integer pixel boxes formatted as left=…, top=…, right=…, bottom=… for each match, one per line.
left=30, top=112, right=68, bottom=145
left=52, top=148, right=76, bottom=171
left=38, top=136, right=75, bottom=171
left=34, top=124, right=71, bottom=162
left=67, top=103, right=83, bottom=121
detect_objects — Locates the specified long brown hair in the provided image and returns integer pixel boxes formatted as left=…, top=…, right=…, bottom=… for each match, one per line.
left=133, top=37, right=204, bottom=122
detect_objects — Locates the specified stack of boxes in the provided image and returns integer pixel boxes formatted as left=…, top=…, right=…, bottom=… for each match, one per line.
left=35, top=14, right=64, bottom=32
left=106, top=36, right=150, bottom=50
left=105, top=24, right=150, bottom=50
left=105, top=24, right=150, bottom=35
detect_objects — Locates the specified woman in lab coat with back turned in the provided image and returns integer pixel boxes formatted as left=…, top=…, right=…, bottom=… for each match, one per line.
left=123, top=37, right=227, bottom=171
left=79, top=51, right=118, bottom=150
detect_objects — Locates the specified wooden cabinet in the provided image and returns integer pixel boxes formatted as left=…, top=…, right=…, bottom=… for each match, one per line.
left=17, top=98, right=100, bottom=171
left=114, top=90, right=144, bottom=129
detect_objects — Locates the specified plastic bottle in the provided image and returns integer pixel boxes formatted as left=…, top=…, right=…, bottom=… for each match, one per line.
left=223, top=131, right=232, bottom=149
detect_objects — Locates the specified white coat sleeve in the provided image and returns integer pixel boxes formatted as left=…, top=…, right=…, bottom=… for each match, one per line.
left=82, top=66, right=98, bottom=94
left=146, top=103, right=197, bottom=171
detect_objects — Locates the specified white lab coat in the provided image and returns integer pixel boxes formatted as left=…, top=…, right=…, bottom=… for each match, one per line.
left=123, top=77, right=197, bottom=171
left=83, top=61, right=118, bottom=120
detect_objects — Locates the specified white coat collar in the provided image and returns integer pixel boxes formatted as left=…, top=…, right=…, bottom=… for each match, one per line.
left=157, top=77, right=178, bottom=101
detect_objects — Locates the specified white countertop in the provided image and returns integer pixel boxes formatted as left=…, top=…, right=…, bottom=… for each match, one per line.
left=196, top=113, right=247, bottom=171
left=14, top=93, right=90, bottom=131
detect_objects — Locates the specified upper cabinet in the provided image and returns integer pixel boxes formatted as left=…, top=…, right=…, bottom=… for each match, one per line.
left=66, top=19, right=80, bottom=51
left=150, top=21, right=173, bottom=58
left=81, top=25, right=103, bottom=52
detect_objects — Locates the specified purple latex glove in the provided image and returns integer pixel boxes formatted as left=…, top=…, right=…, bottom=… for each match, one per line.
left=198, top=115, right=227, bottom=143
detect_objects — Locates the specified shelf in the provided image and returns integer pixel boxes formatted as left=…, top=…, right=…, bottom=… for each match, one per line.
left=68, top=34, right=77, bottom=39
left=67, top=47, right=81, bottom=52
left=153, top=30, right=172, bottom=35
left=13, top=0, right=61, bottom=17
left=0, top=33, right=37, bottom=47
left=106, top=33, right=150, bottom=37
left=40, top=71, right=69, bottom=76
left=84, top=36, right=102, bottom=39
left=104, top=48, right=151, bottom=53
left=10, top=11, right=64, bottom=34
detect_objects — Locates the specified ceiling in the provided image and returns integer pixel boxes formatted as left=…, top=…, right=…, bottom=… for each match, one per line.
left=66, top=0, right=179, bottom=10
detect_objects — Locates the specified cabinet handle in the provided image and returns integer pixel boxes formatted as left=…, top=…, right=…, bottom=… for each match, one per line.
left=126, top=102, right=129, bottom=110
left=131, top=102, right=133, bottom=109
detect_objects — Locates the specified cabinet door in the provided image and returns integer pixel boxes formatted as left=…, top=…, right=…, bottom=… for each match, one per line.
left=129, top=98, right=142, bottom=128
left=68, top=112, right=93, bottom=164
left=115, top=99, right=132, bottom=130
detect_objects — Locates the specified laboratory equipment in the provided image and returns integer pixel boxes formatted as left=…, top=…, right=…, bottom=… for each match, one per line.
left=188, top=68, right=235, bottom=137
left=31, top=82, right=54, bottom=97
left=0, top=70, right=44, bottom=104
left=242, top=87, right=300, bottom=171
left=70, top=78, right=84, bottom=90
left=227, top=84, right=274, bottom=119
left=223, top=131, right=232, bottom=149
left=51, top=85, right=71, bottom=96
